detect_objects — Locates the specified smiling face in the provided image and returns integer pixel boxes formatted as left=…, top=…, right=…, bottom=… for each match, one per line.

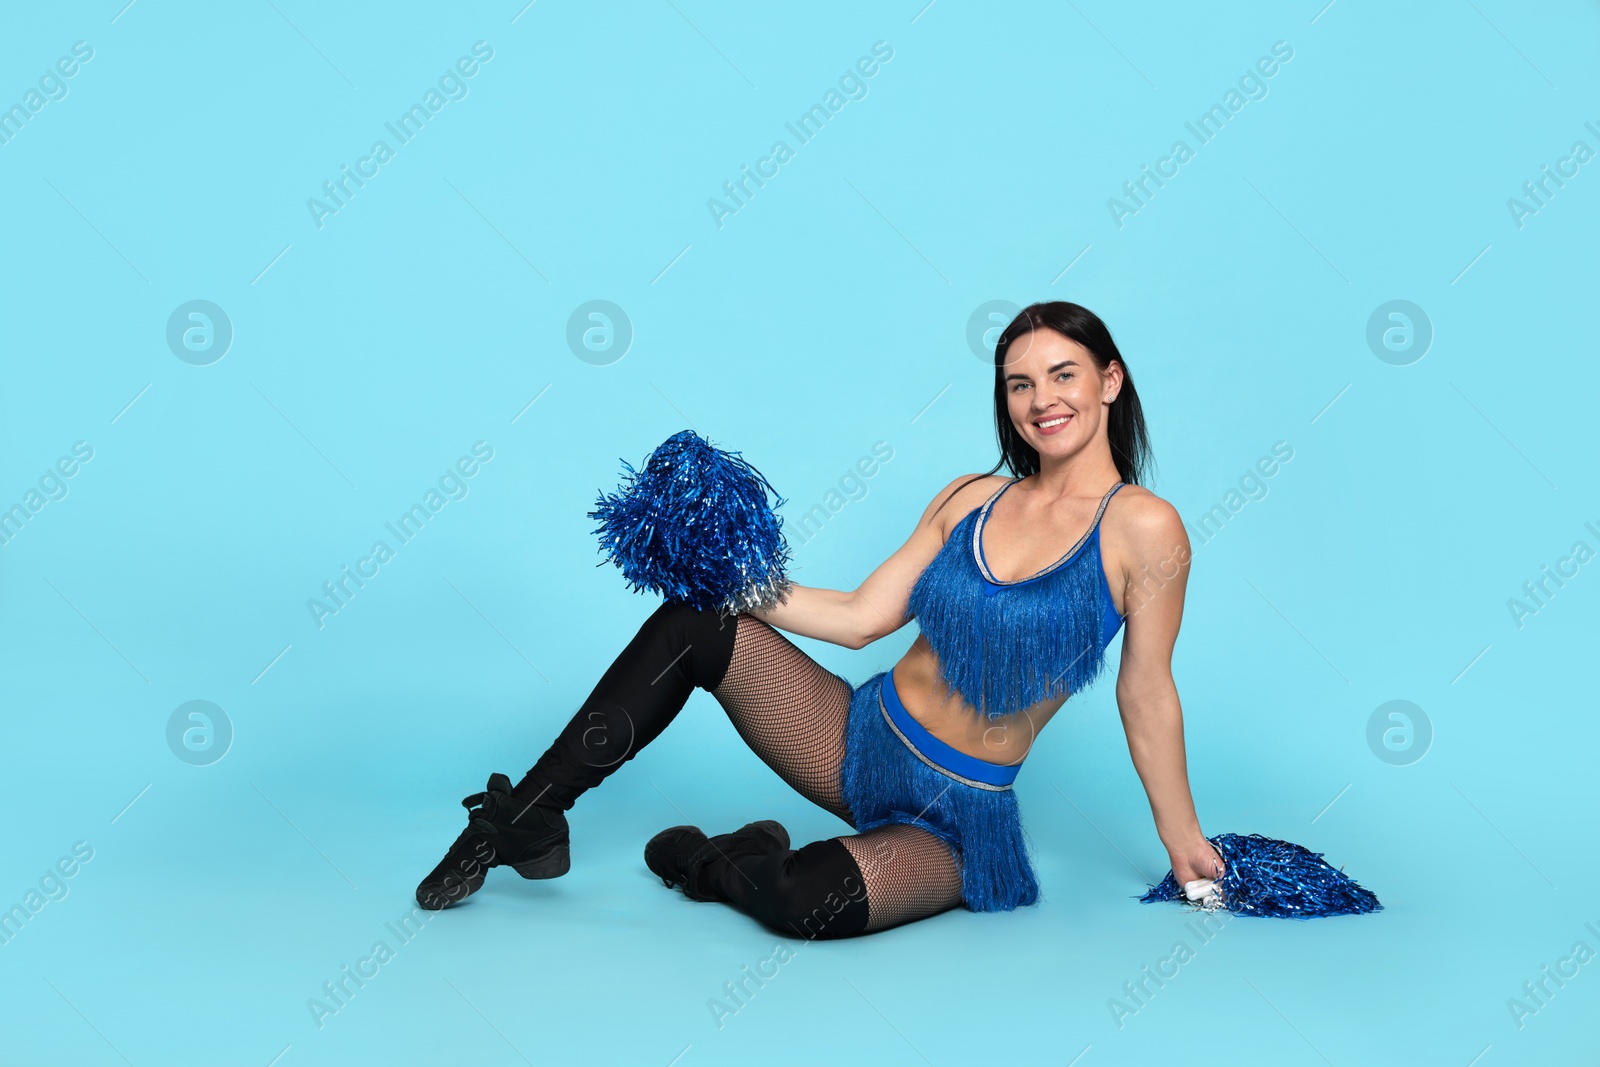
left=1002, top=328, right=1122, bottom=460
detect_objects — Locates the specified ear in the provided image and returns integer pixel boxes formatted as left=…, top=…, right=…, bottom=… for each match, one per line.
left=1104, top=360, right=1125, bottom=402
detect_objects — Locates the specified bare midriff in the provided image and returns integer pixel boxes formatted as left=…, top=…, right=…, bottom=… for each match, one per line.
left=889, top=632, right=1071, bottom=767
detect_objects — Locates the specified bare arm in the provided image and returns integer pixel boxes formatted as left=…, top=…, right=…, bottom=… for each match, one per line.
left=1112, top=497, right=1224, bottom=884
left=747, top=474, right=992, bottom=650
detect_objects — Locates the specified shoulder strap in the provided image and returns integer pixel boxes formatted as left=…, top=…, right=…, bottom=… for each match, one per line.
left=1089, top=481, right=1124, bottom=535
left=981, top=476, right=1019, bottom=512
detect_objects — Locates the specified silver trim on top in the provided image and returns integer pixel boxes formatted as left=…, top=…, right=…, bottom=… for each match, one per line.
left=971, top=478, right=1124, bottom=586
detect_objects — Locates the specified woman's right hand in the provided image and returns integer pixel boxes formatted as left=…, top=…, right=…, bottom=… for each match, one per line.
left=1167, top=835, right=1226, bottom=893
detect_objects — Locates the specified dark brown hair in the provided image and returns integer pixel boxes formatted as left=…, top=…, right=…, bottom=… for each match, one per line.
left=939, top=301, right=1155, bottom=513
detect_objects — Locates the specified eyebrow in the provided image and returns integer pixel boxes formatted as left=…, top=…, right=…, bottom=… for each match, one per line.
left=1005, top=359, right=1077, bottom=382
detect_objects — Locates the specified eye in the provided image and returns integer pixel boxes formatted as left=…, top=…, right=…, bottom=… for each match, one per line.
left=1057, top=372, right=1073, bottom=381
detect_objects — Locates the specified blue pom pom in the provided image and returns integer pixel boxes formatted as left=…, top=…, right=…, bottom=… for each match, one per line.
left=1139, top=832, right=1383, bottom=919
left=589, top=430, right=794, bottom=614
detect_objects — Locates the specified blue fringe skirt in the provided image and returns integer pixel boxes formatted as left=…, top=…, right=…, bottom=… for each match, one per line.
left=839, top=669, right=1040, bottom=912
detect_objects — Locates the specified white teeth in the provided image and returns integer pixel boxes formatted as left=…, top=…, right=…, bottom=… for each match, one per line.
left=1037, top=416, right=1070, bottom=428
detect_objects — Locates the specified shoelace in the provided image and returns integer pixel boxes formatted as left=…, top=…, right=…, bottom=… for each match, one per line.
left=459, top=789, right=502, bottom=822
left=460, top=788, right=542, bottom=830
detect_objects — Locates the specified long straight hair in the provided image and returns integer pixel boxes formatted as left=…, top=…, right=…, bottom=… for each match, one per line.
left=941, top=301, right=1155, bottom=512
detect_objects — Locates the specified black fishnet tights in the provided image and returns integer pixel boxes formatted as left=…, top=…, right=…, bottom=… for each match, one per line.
left=842, top=824, right=965, bottom=933
left=709, top=615, right=853, bottom=821
left=710, top=614, right=965, bottom=932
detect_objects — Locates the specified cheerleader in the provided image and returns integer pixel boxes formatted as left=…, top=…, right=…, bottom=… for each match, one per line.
left=415, top=301, right=1228, bottom=937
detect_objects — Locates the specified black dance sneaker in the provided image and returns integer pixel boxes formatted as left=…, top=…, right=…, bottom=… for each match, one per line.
left=415, top=773, right=571, bottom=910
left=644, top=820, right=790, bottom=902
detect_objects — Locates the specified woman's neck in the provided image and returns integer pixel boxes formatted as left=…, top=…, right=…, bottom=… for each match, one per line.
left=1030, top=448, right=1120, bottom=499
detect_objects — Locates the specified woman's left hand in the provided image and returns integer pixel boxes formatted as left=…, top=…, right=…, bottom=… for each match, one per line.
left=1168, top=836, right=1225, bottom=890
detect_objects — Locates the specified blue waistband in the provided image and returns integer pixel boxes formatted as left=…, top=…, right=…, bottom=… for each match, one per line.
left=878, top=670, right=1022, bottom=788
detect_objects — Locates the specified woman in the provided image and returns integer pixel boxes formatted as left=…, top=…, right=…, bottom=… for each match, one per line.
left=415, top=300, right=1225, bottom=938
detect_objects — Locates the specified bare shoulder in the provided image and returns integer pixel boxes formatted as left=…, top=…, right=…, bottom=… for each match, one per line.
left=926, top=472, right=1010, bottom=537
left=1102, top=484, right=1189, bottom=564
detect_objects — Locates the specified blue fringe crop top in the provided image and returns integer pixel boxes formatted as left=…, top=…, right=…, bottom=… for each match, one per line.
left=906, top=477, right=1127, bottom=720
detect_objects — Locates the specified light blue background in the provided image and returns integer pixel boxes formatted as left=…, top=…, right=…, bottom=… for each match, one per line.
left=2, top=1, right=1596, bottom=1064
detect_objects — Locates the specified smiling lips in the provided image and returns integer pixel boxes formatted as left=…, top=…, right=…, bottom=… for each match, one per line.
left=1033, top=413, right=1072, bottom=436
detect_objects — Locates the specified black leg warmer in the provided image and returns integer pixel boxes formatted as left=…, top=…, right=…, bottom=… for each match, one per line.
left=710, top=838, right=872, bottom=941
left=513, top=601, right=739, bottom=811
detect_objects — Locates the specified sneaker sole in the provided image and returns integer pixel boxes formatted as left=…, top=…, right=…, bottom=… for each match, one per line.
left=510, top=843, right=571, bottom=879
left=415, top=845, right=569, bottom=909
